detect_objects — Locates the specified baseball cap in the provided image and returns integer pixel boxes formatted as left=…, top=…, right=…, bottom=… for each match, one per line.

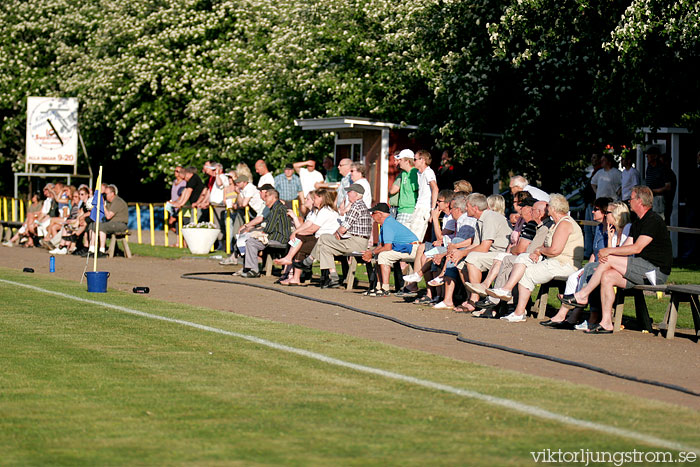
left=284, top=163, right=294, bottom=170
left=518, top=197, right=536, bottom=207
left=234, top=175, right=249, bottom=184
left=259, top=183, right=274, bottom=191
left=346, top=183, right=365, bottom=195
left=396, top=149, right=415, bottom=160
left=368, top=203, right=390, bottom=214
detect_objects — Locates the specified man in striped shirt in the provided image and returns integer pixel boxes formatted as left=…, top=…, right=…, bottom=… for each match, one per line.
left=239, top=189, right=292, bottom=278
left=297, top=184, right=372, bottom=288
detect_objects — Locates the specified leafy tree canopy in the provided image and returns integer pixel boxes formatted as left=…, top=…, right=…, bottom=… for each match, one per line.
left=1, top=0, right=697, bottom=198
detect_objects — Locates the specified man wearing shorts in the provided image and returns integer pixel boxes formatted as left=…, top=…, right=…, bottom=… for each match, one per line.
left=562, top=185, right=672, bottom=333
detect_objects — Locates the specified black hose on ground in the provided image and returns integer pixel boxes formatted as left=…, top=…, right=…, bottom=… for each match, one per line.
left=181, top=271, right=700, bottom=398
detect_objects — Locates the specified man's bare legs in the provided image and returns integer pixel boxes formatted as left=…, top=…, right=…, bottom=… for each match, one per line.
left=465, top=263, right=484, bottom=305
left=496, top=262, right=528, bottom=293
left=596, top=269, right=627, bottom=330
left=573, top=256, right=628, bottom=305
left=478, top=260, right=502, bottom=288
left=513, top=283, right=532, bottom=316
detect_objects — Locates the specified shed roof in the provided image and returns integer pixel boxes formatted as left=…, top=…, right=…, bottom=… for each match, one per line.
left=294, top=116, right=418, bottom=131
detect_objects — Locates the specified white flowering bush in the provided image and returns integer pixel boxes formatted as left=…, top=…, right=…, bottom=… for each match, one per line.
left=0, top=0, right=697, bottom=196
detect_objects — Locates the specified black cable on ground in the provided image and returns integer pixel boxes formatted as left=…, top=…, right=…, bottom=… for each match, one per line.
left=182, top=271, right=700, bottom=398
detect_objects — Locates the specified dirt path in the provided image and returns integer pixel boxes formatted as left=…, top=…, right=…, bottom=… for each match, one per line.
left=2, top=247, right=699, bottom=410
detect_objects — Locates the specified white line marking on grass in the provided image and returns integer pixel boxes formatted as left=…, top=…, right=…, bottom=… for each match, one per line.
left=2, top=278, right=698, bottom=454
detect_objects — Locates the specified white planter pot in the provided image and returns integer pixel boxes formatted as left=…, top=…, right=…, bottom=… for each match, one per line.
left=181, top=228, right=219, bottom=254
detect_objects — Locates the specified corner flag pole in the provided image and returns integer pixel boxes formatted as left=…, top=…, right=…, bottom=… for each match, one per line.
left=93, top=166, right=103, bottom=272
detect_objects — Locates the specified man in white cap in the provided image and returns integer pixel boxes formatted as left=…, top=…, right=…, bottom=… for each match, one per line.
left=388, top=149, right=419, bottom=227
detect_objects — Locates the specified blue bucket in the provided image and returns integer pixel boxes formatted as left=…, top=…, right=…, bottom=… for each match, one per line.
left=85, top=271, right=110, bottom=293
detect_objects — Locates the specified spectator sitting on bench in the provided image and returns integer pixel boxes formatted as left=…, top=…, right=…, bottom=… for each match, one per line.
left=559, top=186, right=672, bottom=334
left=296, top=183, right=372, bottom=289
left=402, top=189, right=455, bottom=302
left=92, top=184, right=128, bottom=255
left=543, top=199, right=630, bottom=330
left=435, top=193, right=511, bottom=311
left=361, top=203, right=419, bottom=297
left=238, top=188, right=292, bottom=278
left=428, top=193, right=476, bottom=308
left=276, top=189, right=339, bottom=286
left=485, top=194, right=583, bottom=322
left=468, top=199, right=553, bottom=317
left=3, top=191, right=43, bottom=247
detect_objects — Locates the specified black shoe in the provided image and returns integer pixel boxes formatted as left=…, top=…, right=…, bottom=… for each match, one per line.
left=475, top=297, right=498, bottom=309
left=241, top=270, right=260, bottom=278
left=540, top=319, right=561, bottom=327
left=293, top=260, right=312, bottom=272
left=551, top=321, right=576, bottom=330
left=72, top=248, right=88, bottom=256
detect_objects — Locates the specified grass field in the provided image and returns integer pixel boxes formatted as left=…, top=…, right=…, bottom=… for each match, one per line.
left=1, top=267, right=699, bottom=464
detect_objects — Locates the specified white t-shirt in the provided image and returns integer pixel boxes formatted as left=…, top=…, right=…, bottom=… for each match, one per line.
left=299, top=168, right=324, bottom=197
left=621, top=167, right=640, bottom=201
left=416, top=167, right=436, bottom=209
left=356, top=178, right=372, bottom=208
left=257, top=172, right=275, bottom=188
left=591, top=167, right=622, bottom=200
left=209, top=174, right=229, bottom=205
left=41, top=198, right=53, bottom=215
left=241, top=183, right=265, bottom=215
left=312, top=206, right=340, bottom=237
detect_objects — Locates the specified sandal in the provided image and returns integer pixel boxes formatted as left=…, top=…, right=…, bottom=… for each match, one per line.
left=428, top=276, right=444, bottom=287
left=453, top=300, right=476, bottom=313
left=584, top=324, right=613, bottom=334
left=560, top=295, right=588, bottom=308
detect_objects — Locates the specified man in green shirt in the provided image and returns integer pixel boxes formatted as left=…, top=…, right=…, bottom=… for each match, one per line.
left=389, top=149, right=418, bottom=226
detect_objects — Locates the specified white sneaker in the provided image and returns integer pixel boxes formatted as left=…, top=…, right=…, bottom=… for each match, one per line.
left=574, top=320, right=589, bottom=331
left=432, top=301, right=453, bottom=310
left=219, top=256, right=238, bottom=265
left=465, top=282, right=487, bottom=297
left=2, top=241, right=12, bottom=247
left=49, top=247, right=67, bottom=255
left=487, top=287, right=512, bottom=301
left=402, top=272, right=422, bottom=283
left=428, top=276, right=444, bottom=286
left=500, top=312, right=526, bottom=322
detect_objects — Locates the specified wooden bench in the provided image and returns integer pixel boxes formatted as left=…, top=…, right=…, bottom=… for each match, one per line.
left=107, top=231, right=132, bottom=258
left=530, top=276, right=569, bottom=319
left=1, top=220, right=23, bottom=242
left=530, top=275, right=668, bottom=334
left=657, top=284, right=700, bottom=341
left=344, top=255, right=373, bottom=291
left=612, top=284, right=668, bottom=333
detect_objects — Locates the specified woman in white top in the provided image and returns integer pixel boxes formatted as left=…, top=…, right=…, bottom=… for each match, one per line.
left=543, top=201, right=632, bottom=329
left=276, top=189, right=339, bottom=285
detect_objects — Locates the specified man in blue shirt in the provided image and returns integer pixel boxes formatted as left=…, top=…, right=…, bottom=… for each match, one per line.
left=362, top=203, right=418, bottom=296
